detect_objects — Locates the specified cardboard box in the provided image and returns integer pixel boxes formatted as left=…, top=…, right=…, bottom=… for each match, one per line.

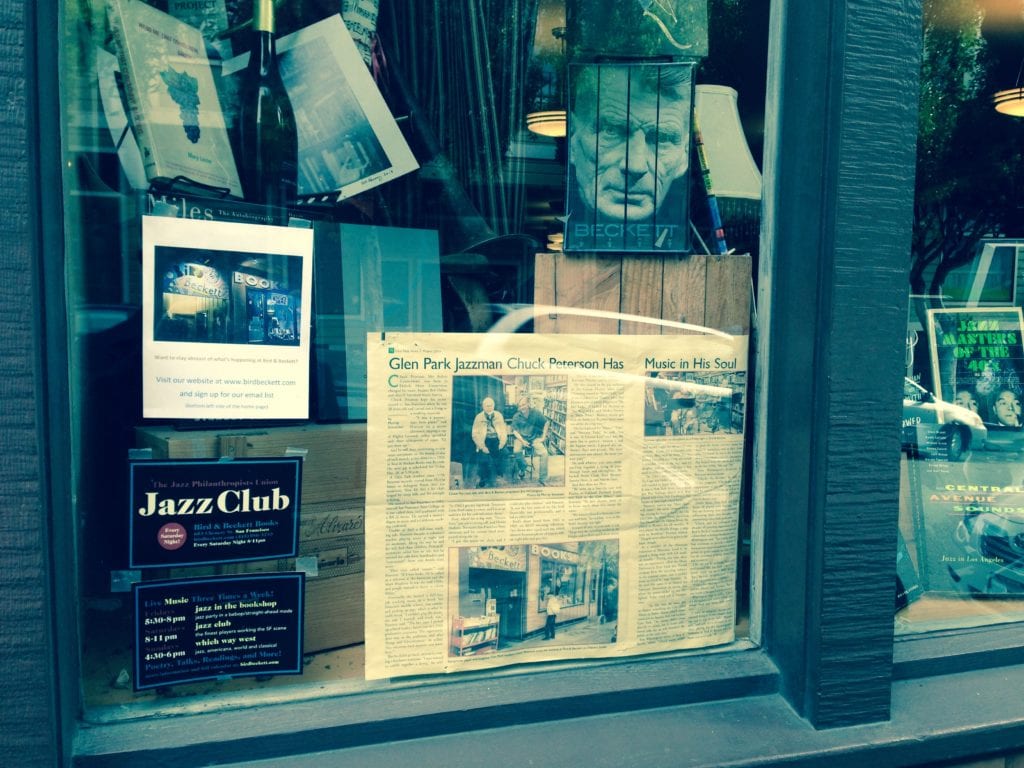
left=136, top=424, right=367, bottom=653
left=135, top=423, right=367, bottom=503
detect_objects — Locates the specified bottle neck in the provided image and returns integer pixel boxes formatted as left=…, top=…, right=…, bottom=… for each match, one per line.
left=251, top=28, right=276, bottom=73
left=253, top=0, right=275, bottom=34
left=250, top=0, right=277, bottom=73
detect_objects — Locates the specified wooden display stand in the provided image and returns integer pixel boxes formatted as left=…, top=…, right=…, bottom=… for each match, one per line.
left=450, top=615, right=500, bottom=656
left=534, top=251, right=751, bottom=335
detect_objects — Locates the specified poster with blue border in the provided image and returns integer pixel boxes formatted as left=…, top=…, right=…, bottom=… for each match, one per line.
left=133, top=573, right=305, bottom=690
left=129, top=457, right=302, bottom=568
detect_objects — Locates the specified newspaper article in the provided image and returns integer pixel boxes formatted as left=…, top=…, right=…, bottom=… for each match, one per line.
left=365, top=332, right=747, bottom=679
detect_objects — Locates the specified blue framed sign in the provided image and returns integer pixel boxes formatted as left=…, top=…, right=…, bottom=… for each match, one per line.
left=128, top=457, right=302, bottom=568
left=132, top=573, right=305, bottom=690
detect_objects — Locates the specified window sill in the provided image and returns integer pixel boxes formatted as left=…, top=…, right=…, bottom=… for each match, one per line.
left=192, top=660, right=1024, bottom=768
left=74, top=643, right=773, bottom=765
left=894, top=622, right=1024, bottom=680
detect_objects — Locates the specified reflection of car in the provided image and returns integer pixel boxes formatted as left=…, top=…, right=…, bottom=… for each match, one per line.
left=902, top=378, right=987, bottom=461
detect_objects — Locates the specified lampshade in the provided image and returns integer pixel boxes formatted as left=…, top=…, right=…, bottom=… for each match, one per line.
left=694, top=85, right=762, bottom=200
left=526, top=1, right=567, bottom=137
left=994, top=87, right=1024, bottom=116
left=526, top=109, right=567, bottom=137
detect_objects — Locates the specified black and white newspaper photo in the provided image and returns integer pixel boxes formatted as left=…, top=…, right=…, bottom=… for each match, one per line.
left=364, top=332, right=748, bottom=679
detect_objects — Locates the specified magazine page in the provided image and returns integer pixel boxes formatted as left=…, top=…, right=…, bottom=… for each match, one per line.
left=222, top=14, right=418, bottom=202
left=364, top=332, right=748, bottom=679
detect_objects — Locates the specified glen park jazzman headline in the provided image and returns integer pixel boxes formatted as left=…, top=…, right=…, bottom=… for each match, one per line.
left=387, top=355, right=740, bottom=372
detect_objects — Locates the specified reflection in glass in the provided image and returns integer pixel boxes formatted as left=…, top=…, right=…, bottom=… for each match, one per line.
left=898, top=0, right=1024, bottom=633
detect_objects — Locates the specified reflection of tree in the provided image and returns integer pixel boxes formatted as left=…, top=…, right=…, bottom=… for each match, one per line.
left=911, top=0, right=1024, bottom=309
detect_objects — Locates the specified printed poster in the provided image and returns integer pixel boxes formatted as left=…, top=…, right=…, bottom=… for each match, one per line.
left=142, top=215, right=314, bottom=420
left=128, top=458, right=302, bottom=568
left=132, top=573, right=304, bottom=689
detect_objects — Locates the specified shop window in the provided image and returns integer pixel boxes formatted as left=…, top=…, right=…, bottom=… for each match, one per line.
left=897, top=0, right=1024, bottom=633
left=60, top=0, right=769, bottom=714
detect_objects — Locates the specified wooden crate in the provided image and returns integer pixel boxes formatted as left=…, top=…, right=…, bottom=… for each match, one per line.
left=135, top=423, right=367, bottom=503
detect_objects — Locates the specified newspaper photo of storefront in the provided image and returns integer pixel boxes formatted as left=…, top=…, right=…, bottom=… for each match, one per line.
left=448, top=541, right=619, bottom=657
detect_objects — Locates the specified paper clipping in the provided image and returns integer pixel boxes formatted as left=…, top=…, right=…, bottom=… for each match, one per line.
left=142, top=215, right=314, bottom=420
left=365, top=332, right=748, bottom=679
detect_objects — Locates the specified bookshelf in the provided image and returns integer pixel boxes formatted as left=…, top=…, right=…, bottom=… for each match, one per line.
left=544, top=382, right=567, bottom=455
left=450, top=615, right=500, bottom=656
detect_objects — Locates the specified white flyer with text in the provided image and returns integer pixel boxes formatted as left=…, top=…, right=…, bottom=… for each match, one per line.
left=142, top=215, right=314, bottom=420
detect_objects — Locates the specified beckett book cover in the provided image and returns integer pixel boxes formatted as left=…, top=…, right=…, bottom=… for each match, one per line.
left=564, top=61, right=693, bottom=253
left=107, top=0, right=242, bottom=195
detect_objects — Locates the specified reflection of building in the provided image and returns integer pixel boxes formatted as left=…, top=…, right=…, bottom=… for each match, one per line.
left=450, top=542, right=617, bottom=651
left=158, top=261, right=229, bottom=342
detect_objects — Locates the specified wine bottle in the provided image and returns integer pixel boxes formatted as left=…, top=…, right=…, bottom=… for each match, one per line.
left=237, top=0, right=298, bottom=214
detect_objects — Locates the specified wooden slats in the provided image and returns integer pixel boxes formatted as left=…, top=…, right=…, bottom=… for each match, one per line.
left=535, top=252, right=751, bottom=335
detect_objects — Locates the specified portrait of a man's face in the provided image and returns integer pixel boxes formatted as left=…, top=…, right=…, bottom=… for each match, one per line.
left=565, top=62, right=693, bottom=253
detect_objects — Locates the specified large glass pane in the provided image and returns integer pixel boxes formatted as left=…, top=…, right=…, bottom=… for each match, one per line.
left=898, top=0, right=1024, bottom=633
left=59, top=0, right=769, bottom=714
